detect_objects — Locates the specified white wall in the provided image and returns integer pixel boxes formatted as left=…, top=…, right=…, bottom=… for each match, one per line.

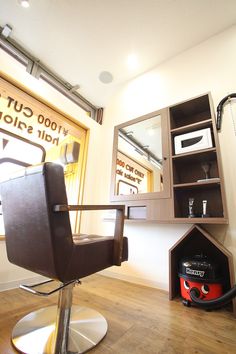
left=1, top=25, right=236, bottom=292
left=97, top=25, right=236, bottom=289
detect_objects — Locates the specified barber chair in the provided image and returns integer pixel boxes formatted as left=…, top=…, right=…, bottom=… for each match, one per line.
left=0, top=162, right=128, bottom=354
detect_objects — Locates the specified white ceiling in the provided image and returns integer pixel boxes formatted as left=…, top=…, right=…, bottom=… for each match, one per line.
left=1, top=0, right=236, bottom=107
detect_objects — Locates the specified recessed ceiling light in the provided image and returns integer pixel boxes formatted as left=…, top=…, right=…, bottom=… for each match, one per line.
left=147, top=124, right=159, bottom=136
left=127, top=54, right=138, bottom=70
left=18, top=0, right=30, bottom=8
left=98, top=71, right=113, bottom=84
left=1, top=24, right=12, bottom=38
left=126, top=131, right=133, bottom=136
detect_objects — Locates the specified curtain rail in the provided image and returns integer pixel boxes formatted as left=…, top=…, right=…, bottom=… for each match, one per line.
left=0, top=26, right=103, bottom=124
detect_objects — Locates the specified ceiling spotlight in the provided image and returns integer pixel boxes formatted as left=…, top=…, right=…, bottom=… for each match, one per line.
left=98, top=71, right=113, bottom=84
left=125, top=131, right=133, bottom=136
left=127, top=54, right=138, bottom=70
left=18, top=0, right=30, bottom=8
left=147, top=124, right=159, bottom=136
left=1, top=24, right=12, bottom=38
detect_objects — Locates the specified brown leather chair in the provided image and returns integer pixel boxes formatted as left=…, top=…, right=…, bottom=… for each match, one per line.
left=0, top=162, right=128, bottom=354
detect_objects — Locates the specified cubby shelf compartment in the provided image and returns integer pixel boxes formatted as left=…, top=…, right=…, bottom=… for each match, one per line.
left=169, top=225, right=236, bottom=316
left=174, top=184, right=224, bottom=219
left=169, top=94, right=211, bottom=129
left=172, top=150, right=219, bottom=185
left=171, top=131, right=216, bottom=158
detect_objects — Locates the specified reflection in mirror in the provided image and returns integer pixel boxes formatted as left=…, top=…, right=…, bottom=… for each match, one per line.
left=116, top=115, right=163, bottom=195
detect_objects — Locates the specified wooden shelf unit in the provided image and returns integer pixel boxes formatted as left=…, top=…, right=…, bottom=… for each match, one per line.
left=111, top=93, right=228, bottom=224
left=169, top=93, right=227, bottom=224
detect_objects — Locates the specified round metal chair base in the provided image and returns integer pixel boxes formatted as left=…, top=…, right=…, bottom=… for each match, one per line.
left=12, top=305, right=108, bottom=354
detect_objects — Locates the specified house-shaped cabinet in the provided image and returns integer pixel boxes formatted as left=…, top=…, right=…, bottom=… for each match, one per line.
left=169, top=224, right=236, bottom=316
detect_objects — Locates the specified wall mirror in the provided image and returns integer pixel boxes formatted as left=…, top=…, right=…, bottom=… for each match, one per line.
left=110, top=108, right=170, bottom=202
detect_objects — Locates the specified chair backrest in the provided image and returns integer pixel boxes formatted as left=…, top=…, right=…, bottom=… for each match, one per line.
left=0, top=162, right=73, bottom=280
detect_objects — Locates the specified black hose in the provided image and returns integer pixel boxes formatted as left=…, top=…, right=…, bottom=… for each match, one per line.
left=190, top=285, right=236, bottom=309
left=216, top=93, right=236, bottom=130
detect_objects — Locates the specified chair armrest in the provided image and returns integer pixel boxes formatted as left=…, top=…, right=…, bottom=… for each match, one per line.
left=53, top=204, right=125, bottom=266
left=54, top=204, right=124, bottom=212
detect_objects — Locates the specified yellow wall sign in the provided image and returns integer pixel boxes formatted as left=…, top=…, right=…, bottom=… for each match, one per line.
left=116, top=151, right=151, bottom=195
left=0, top=84, right=71, bottom=148
left=0, top=75, right=88, bottom=235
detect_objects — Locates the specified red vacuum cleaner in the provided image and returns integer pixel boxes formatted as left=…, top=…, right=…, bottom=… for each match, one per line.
left=179, top=254, right=236, bottom=309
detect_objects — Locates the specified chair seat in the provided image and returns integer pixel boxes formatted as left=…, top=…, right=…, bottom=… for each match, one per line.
left=64, top=236, right=128, bottom=281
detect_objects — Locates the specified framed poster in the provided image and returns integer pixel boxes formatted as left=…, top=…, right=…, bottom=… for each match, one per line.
left=117, top=180, right=138, bottom=195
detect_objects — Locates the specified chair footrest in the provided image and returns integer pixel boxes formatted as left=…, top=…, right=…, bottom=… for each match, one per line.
left=12, top=305, right=108, bottom=354
left=20, top=279, right=79, bottom=296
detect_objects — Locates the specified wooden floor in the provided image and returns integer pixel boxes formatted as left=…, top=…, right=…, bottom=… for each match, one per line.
left=0, top=274, right=235, bottom=354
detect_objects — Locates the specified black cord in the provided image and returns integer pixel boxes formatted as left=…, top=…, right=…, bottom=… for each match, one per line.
left=190, top=285, right=236, bottom=309
left=216, top=93, right=236, bottom=130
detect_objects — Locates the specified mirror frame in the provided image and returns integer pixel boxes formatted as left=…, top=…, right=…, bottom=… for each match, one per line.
left=110, top=108, right=171, bottom=202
